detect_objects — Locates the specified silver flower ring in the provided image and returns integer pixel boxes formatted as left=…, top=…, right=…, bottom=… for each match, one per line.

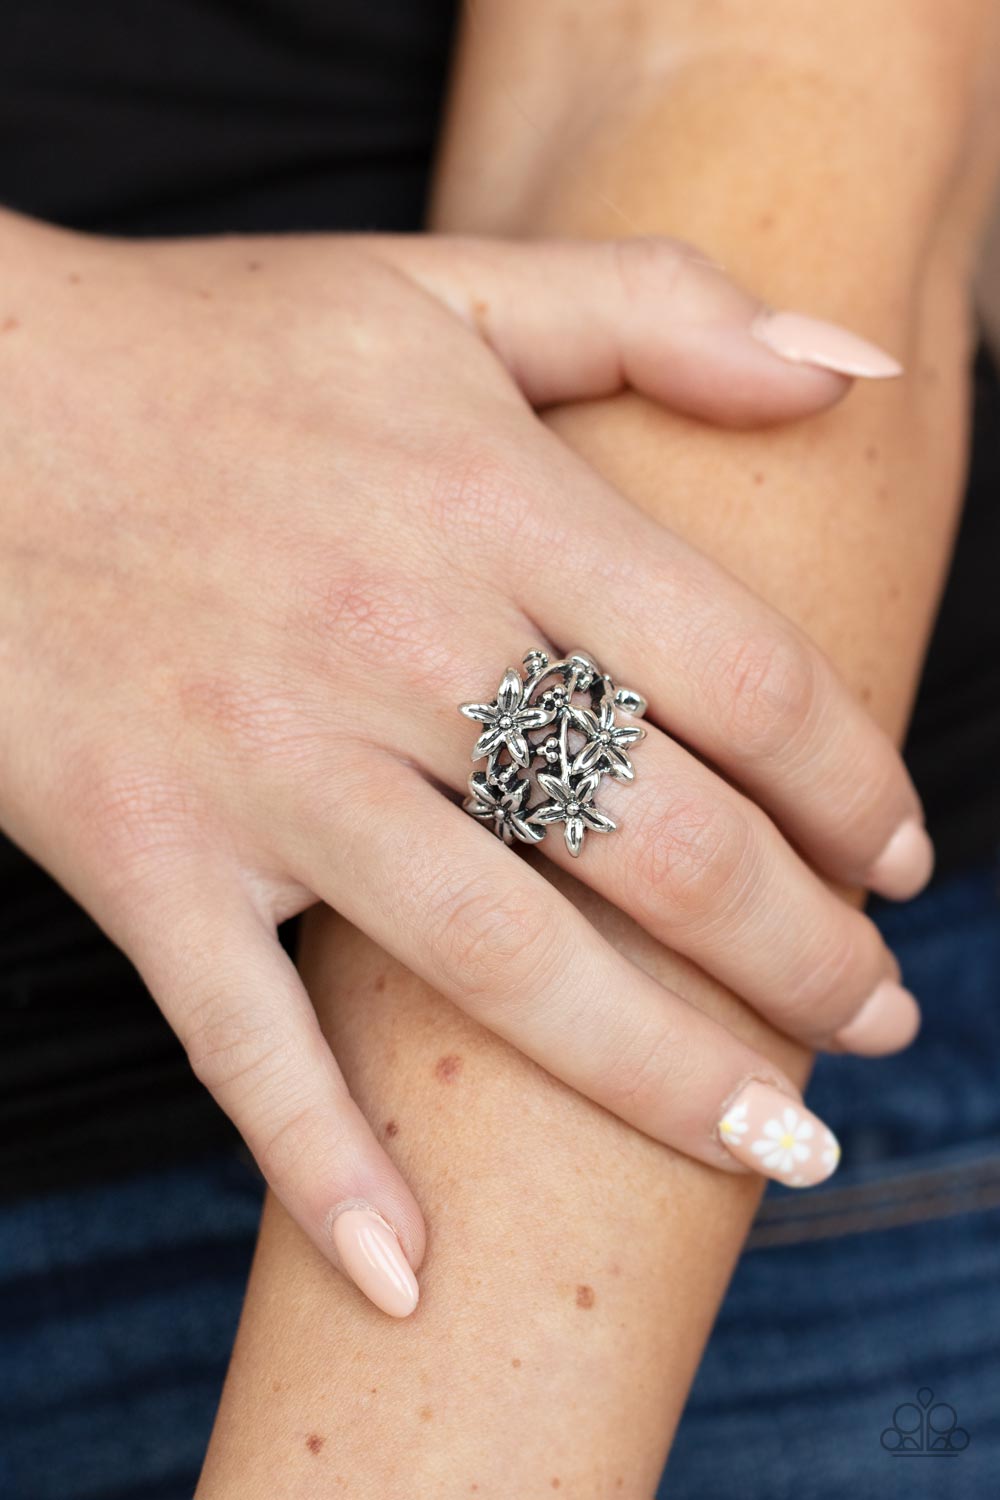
left=458, top=649, right=647, bottom=858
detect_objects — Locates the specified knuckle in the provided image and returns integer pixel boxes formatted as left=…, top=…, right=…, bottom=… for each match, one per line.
left=709, top=630, right=821, bottom=762
left=610, top=235, right=697, bottom=306
left=254, top=1099, right=329, bottom=1187
left=181, top=992, right=289, bottom=1098
left=296, top=559, right=477, bottom=694
left=780, top=913, right=887, bottom=1035
left=423, top=435, right=538, bottom=553
left=625, top=786, right=757, bottom=930
left=66, top=756, right=203, bottom=900
left=603, top=1021, right=682, bottom=1118
left=426, top=869, right=562, bottom=1008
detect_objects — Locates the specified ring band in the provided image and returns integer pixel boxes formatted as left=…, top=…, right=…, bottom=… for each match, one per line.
left=458, top=649, right=647, bottom=858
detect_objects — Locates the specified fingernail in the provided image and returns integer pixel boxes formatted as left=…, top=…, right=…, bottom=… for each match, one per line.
left=751, top=310, right=903, bottom=379
left=866, top=818, right=935, bottom=900
left=718, top=1081, right=840, bottom=1188
left=831, top=979, right=921, bottom=1056
left=331, top=1207, right=419, bottom=1318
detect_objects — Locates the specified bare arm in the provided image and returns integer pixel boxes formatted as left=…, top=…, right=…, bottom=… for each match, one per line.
left=199, top=4, right=1000, bottom=1494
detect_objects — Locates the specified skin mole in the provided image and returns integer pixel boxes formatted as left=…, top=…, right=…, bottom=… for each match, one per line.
left=246, top=259, right=262, bottom=271
left=551, top=1479, right=561, bottom=1489
left=752, top=471, right=766, bottom=485
left=419, top=1405, right=433, bottom=1422
left=511, top=1357, right=521, bottom=1368
left=1, top=317, right=19, bottom=333
left=305, top=1433, right=324, bottom=1455
left=434, top=1053, right=463, bottom=1082
left=575, top=1284, right=595, bottom=1309
left=374, top=972, right=387, bottom=992
left=384, top=1119, right=399, bottom=1138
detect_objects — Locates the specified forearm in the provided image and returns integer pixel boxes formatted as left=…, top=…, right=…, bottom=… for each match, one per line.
left=200, top=11, right=999, bottom=1495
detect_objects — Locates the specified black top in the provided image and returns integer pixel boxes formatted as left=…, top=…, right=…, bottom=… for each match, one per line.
left=1, top=2, right=997, bottom=1196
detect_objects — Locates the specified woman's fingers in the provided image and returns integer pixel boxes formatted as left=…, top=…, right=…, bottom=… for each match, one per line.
left=512, top=720, right=918, bottom=1056
left=372, top=232, right=901, bottom=424
left=295, top=756, right=843, bottom=1191
left=123, top=881, right=425, bottom=1319
left=505, top=435, right=933, bottom=901
left=412, top=645, right=917, bottom=1056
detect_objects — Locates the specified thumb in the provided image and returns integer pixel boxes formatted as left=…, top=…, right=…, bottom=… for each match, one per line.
left=378, top=233, right=902, bottom=426
left=128, top=882, right=425, bottom=1319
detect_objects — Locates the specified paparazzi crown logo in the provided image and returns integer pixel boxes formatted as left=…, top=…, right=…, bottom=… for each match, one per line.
left=881, top=1387, right=970, bottom=1456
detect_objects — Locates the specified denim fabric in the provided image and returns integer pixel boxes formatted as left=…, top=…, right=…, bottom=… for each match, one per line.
left=0, top=1155, right=262, bottom=1500
left=661, top=853, right=1000, bottom=1500
left=2, top=859, right=998, bottom=1499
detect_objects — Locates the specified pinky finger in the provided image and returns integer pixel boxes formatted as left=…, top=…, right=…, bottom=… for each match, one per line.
left=127, top=883, right=425, bottom=1318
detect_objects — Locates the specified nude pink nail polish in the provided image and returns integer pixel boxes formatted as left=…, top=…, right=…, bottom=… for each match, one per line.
left=832, top=979, right=921, bottom=1056
left=866, top=818, right=935, bottom=900
left=718, top=1081, right=840, bottom=1188
left=331, top=1207, right=419, bottom=1318
left=751, top=310, right=903, bottom=379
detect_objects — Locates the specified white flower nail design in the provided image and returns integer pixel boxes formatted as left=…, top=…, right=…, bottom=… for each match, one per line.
left=821, top=1128, right=841, bottom=1173
left=718, top=1099, right=750, bottom=1143
left=750, top=1106, right=814, bottom=1177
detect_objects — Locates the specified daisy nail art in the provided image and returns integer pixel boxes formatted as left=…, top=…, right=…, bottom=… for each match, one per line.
left=717, top=1082, right=841, bottom=1188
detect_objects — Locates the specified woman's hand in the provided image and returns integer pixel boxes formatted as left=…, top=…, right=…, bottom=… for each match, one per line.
left=0, top=212, right=928, bottom=1313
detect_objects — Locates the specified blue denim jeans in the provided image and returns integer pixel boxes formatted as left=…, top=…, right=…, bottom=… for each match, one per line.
left=3, top=857, right=999, bottom=1500
left=662, top=853, right=1000, bottom=1499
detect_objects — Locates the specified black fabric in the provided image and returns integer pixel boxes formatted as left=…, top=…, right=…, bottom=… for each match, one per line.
left=0, top=1, right=996, bottom=1197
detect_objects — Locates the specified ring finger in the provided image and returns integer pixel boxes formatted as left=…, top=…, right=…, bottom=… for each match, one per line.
left=419, top=632, right=917, bottom=1057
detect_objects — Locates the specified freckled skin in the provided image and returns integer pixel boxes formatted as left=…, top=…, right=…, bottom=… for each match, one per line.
left=1, top=317, right=18, bottom=333
left=551, top=1479, right=561, bottom=1489
left=305, top=1434, right=324, bottom=1455
left=419, top=1405, right=433, bottom=1422
left=511, top=1358, right=521, bottom=1368
left=434, top=1053, right=463, bottom=1082
left=575, top=1284, right=595, bottom=1309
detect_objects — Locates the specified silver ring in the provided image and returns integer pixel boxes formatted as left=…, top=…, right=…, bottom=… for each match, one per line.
left=458, top=649, right=647, bottom=858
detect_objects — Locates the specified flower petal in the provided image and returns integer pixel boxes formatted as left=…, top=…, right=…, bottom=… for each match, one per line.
left=565, top=816, right=585, bottom=858
left=460, top=702, right=497, bottom=725
left=473, top=725, right=504, bottom=759
left=537, top=771, right=570, bottom=802
left=498, top=820, right=516, bottom=845
left=498, top=668, right=524, bottom=714
left=518, top=704, right=557, bottom=731
left=605, top=747, right=634, bottom=781
left=581, top=806, right=616, bottom=833
left=566, top=706, right=600, bottom=737
left=505, top=778, right=530, bottom=811
left=464, top=798, right=496, bottom=821
left=507, top=730, right=531, bottom=767
left=511, top=815, right=545, bottom=844
left=612, top=725, right=644, bottom=747
left=575, top=769, right=602, bottom=803
left=528, top=801, right=565, bottom=825
left=571, top=740, right=605, bottom=775
left=599, top=696, right=616, bottom=731
left=467, top=771, right=499, bottom=806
